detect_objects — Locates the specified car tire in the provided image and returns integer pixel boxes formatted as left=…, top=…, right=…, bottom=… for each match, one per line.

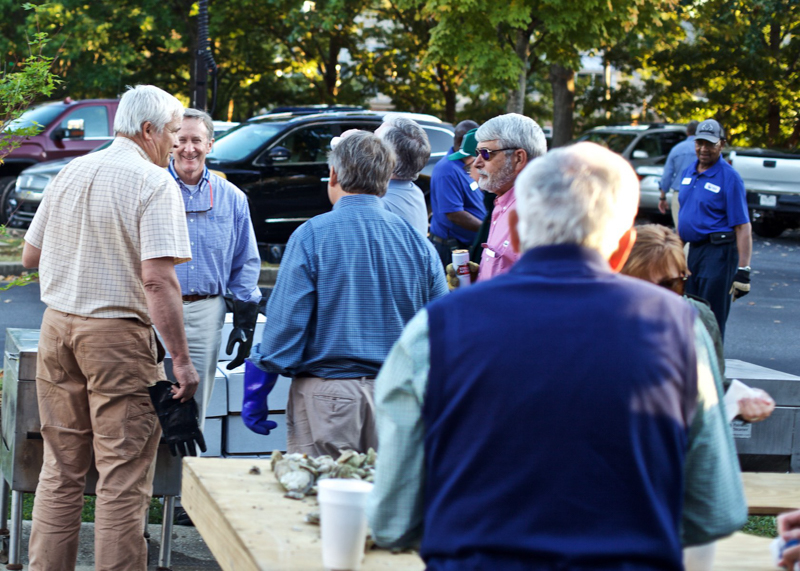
left=752, top=216, right=786, bottom=238
left=0, top=176, right=18, bottom=225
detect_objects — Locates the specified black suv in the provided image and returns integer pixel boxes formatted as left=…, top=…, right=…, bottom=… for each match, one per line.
left=207, top=110, right=454, bottom=245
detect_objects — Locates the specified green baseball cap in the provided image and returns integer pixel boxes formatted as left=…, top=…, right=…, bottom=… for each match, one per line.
left=448, top=128, right=478, bottom=160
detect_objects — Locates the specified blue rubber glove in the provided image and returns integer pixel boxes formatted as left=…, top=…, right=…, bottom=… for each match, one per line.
left=242, top=360, right=278, bottom=435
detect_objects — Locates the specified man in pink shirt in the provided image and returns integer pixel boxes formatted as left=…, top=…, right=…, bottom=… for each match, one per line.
left=471, top=114, right=548, bottom=281
left=446, top=114, right=548, bottom=287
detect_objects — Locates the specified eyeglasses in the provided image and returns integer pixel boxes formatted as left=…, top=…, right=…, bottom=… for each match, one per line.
left=657, top=274, right=688, bottom=295
left=476, top=147, right=517, bottom=161
left=185, top=181, right=214, bottom=213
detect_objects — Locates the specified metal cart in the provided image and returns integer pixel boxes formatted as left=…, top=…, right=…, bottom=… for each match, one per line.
left=2, top=328, right=181, bottom=570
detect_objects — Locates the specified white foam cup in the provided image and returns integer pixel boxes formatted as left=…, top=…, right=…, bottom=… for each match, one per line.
left=318, top=478, right=374, bottom=570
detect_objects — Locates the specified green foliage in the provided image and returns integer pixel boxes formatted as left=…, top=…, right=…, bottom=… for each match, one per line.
left=0, top=3, right=60, bottom=163
left=647, top=0, right=800, bottom=149
left=17, top=494, right=165, bottom=524
left=742, top=515, right=777, bottom=538
left=0, top=226, right=37, bottom=289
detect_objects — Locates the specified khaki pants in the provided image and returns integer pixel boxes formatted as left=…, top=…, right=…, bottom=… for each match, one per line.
left=672, top=189, right=680, bottom=230
left=29, top=309, right=162, bottom=571
left=156, top=295, right=226, bottom=429
left=287, top=376, right=377, bottom=457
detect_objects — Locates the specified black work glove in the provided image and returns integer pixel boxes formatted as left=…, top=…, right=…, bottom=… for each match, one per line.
left=148, top=381, right=207, bottom=457
left=729, top=268, right=751, bottom=301
left=226, top=300, right=260, bottom=369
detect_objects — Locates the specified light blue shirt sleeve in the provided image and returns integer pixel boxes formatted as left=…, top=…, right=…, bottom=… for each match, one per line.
left=367, top=309, right=430, bottom=549
left=660, top=147, right=680, bottom=193
left=681, top=317, right=748, bottom=546
left=226, top=183, right=262, bottom=304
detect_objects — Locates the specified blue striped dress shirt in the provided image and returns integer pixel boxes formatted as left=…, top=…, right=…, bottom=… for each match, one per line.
left=250, top=193, right=447, bottom=379
left=168, top=160, right=262, bottom=304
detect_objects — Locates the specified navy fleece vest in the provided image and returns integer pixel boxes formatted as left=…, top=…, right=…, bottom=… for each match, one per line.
left=422, top=245, right=698, bottom=571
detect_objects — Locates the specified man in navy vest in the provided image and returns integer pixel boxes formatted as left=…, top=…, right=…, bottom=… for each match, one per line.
left=367, top=142, right=746, bottom=570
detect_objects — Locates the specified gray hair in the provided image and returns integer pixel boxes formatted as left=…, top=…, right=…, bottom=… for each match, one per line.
left=183, top=108, right=214, bottom=141
left=686, top=120, right=699, bottom=136
left=514, top=142, right=639, bottom=258
left=379, top=115, right=430, bottom=181
left=476, top=113, right=547, bottom=162
left=114, top=85, right=184, bottom=136
left=329, top=131, right=395, bottom=197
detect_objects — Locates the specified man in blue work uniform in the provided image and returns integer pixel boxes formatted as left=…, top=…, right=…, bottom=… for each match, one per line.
left=247, top=130, right=447, bottom=458
left=368, top=142, right=746, bottom=569
left=429, top=120, right=485, bottom=268
left=678, top=119, right=752, bottom=338
left=658, top=120, right=698, bottom=228
left=168, top=108, right=262, bottom=424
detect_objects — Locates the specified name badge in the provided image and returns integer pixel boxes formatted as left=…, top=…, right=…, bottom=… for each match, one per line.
left=470, top=181, right=479, bottom=190
left=681, top=177, right=692, bottom=185
left=705, top=182, right=721, bottom=193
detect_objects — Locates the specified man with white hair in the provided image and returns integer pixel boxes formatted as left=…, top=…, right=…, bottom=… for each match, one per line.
left=471, top=112, right=547, bottom=281
left=368, top=143, right=746, bottom=569
left=375, top=114, right=432, bottom=236
left=22, top=85, right=198, bottom=570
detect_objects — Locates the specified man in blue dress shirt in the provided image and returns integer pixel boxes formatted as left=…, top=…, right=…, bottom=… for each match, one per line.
left=168, top=108, right=262, bottom=425
left=249, top=130, right=447, bottom=457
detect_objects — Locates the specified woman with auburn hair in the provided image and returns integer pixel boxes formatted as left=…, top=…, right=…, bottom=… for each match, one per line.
left=621, top=224, right=774, bottom=424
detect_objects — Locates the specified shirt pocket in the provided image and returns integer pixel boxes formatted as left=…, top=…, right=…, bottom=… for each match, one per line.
left=205, top=214, right=230, bottom=253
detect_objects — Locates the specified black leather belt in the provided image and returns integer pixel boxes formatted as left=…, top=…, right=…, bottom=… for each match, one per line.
left=182, top=294, right=217, bottom=303
left=690, top=231, right=735, bottom=248
left=430, top=234, right=466, bottom=248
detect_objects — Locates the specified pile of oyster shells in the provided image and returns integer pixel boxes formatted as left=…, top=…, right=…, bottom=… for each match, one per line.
left=270, top=448, right=377, bottom=500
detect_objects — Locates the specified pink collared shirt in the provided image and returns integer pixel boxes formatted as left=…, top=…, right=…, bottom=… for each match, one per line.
left=477, top=187, right=520, bottom=282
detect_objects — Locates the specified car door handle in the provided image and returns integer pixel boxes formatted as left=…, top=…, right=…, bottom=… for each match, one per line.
left=320, top=177, right=331, bottom=182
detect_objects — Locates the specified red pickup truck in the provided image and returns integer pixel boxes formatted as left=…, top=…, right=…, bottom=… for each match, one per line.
left=1, top=98, right=119, bottom=224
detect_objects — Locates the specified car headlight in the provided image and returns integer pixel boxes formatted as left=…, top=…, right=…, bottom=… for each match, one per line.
left=14, top=173, right=51, bottom=203
left=16, top=173, right=51, bottom=192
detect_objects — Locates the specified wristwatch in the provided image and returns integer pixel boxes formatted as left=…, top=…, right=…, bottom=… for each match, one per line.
left=659, top=194, right=667, bottom=200
left=738, top=266, right=752, bottom=272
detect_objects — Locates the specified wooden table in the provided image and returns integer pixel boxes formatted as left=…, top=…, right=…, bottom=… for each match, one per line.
left=742, top=472, right=800, bottom=515
left=713, top=533, right=774, bottom=570
left=182, top=457, right=424, bottom=571
left=183, top=458, right=784, bottom=570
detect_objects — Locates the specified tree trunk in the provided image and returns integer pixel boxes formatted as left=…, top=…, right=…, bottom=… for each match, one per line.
left=322, top=37, right=341, bottom=103
left=767, top=22, right=781, bottom=146
left=767, top=101, right=781, bottom=147
left=549, top=63, right=575, bottom=148
left=443, top=86, right=456, bottom=124
left=506, top=27, right=530, bottom=115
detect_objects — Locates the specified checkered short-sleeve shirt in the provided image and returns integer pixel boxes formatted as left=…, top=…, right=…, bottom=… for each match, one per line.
left=26, top=137, right=191, bottom=323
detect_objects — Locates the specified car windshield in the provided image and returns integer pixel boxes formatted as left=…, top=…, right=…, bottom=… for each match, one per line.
left=3, top=103, right=64, bottom=133
left=208, top=122, right=284, bottom=162
left=579, top=132, right=637, bottom=154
